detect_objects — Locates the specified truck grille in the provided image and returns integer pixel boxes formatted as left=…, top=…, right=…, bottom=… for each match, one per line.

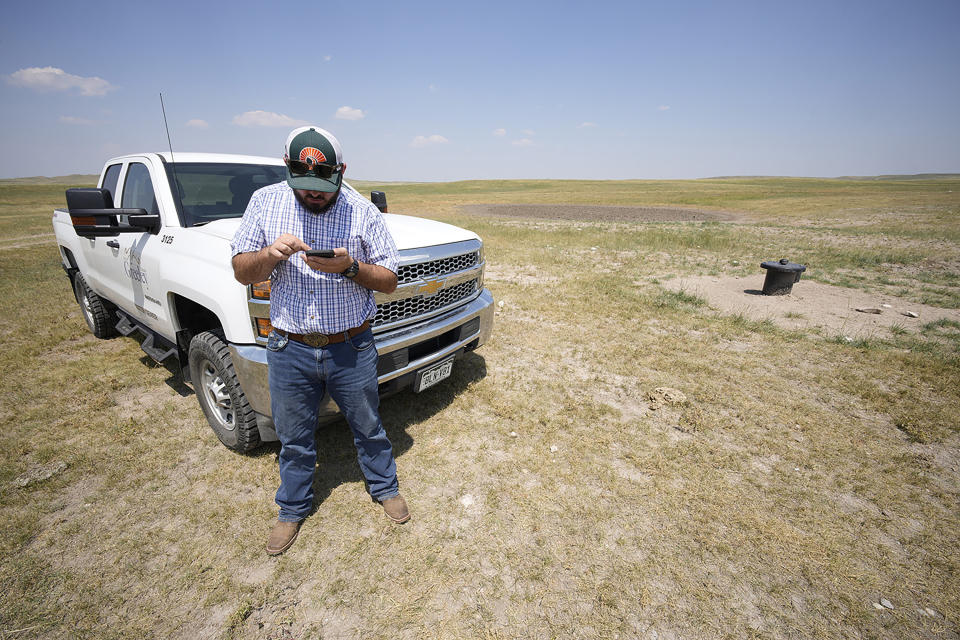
left=397, top=251, right=479, bottom=284
left=374, top=279, right=479, bottom=327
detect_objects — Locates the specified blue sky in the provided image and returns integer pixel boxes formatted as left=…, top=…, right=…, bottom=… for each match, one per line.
left=2, top=0, right=958, bottom=181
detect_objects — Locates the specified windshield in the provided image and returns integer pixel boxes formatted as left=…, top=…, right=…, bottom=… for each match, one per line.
left=163, top=162, right=287, bottom=226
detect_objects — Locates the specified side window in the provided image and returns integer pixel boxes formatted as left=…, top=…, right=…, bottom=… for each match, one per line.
left=101, top=164, right=121, bottom=207
left=120, top=163, right=159, bottom=214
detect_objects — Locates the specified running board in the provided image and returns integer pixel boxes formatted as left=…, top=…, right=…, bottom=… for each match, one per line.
left=115, top=313, right=138, bottom=336
left=115, top=312, right=177, bottom=363
left=140, top=332, right=178, bottom=363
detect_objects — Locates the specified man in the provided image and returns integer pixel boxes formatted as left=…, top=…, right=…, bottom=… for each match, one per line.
left=231, top=126, right=409, bottom=556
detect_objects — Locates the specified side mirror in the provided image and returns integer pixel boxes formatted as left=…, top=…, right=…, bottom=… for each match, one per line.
left=66, top=188, right=162, bottom=237
left=370, top=191, right=388, bottom=213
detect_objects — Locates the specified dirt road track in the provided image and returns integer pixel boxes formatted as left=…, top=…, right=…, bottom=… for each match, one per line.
left=460, top=204, right=736, bottom=222
left=0, top=233, right=55, bottom=251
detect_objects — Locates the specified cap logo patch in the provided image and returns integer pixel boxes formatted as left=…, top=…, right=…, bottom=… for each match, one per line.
left=299, top=147, right=327, bottom=165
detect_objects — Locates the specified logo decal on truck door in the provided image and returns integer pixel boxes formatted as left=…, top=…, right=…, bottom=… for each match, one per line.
left=122, top=247, right=148, bottom=285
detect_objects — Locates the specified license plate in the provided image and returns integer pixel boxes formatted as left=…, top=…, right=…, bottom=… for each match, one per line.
left=415, top=357, right=455, bottom=392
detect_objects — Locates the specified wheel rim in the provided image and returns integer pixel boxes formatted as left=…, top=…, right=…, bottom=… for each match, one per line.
left=75, top=279, right=95, bottom=332
left=199, top=359, right=236, bottom=431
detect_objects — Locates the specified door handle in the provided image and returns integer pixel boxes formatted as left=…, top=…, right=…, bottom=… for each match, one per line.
left=106, top=240, right=120, bottom=249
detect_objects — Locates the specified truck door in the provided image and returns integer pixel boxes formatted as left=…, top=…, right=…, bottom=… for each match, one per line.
left=107, top=161, right=169, bottom=330
left=79, top=163, right=125, bottom=299
left=80, top=163, right=134, bottom=304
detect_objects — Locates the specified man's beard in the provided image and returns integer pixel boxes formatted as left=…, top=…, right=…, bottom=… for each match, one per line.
left=294, top=188, right=340, bottom=214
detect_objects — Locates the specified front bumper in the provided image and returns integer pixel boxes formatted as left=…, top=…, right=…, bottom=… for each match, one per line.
left=229, top=287, right=494, bottom=440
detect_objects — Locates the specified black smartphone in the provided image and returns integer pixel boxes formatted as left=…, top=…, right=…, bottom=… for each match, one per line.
left=305, top=249, right=336, bottom=258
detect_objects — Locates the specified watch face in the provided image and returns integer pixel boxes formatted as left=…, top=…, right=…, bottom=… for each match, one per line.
left=343, top=259, right=359, bottom=278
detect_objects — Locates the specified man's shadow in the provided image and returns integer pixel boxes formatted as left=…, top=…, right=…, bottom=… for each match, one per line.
left=302, top=352, right=487, bottom=512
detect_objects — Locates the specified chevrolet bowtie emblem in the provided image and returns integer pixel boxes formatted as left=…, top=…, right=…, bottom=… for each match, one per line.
left=418, top=278, right=445, bottom=296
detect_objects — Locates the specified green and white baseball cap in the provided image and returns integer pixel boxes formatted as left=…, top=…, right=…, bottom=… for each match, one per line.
left=283, top=126, right=344, bottom=192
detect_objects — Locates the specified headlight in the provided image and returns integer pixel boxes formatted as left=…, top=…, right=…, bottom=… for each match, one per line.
left=251, top=280, right=271, bottom=300
left=255, top=318, right=274, bottom=339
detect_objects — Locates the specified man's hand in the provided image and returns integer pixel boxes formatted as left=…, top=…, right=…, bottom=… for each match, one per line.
left=232, top=233, right=310, bottom=285
left=268, top=234, right=311, bottom=261
left=302, top=247, right=353, bottom=274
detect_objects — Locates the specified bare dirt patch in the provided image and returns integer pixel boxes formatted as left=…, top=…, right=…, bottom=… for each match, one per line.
left=461, top=203, right=737, bottom=222
left=484, top=263, right=558, bottom=286
left=662, top=274, right=960, bottom=337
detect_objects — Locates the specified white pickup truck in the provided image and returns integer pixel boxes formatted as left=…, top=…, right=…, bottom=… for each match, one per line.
left=52, top=152, right=494, bottom=451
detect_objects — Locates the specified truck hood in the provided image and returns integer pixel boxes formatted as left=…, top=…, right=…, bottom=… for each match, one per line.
left=193, top=213, right=478, bottom=251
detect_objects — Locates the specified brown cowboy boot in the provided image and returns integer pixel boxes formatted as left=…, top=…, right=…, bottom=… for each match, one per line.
left=266, top=520, right=302, bottom=555
left=381, top=495, right=410, bottom=524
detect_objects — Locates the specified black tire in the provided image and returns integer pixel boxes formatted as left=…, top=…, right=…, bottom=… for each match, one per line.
left=73, top=272, right=116, bottom=339
left=188, top=330, right=261, bottom=452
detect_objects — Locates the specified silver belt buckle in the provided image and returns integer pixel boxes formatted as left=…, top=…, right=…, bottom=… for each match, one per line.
left=303, top=333, right=329, bottom=347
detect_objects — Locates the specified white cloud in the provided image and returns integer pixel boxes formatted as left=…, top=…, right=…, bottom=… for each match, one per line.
left=324, top=55, right=332, bottom=62
left=578, top=121, right=598, bottom=128
left=658, top=105, right=671, bottom=111
left=411, top=134, right=449, bottom=148
left=232, top=110, right=308, bottom=127
left=9, top=67, right=113, bottom=96
left=335, top=106, right=365, bottom=121
left=512, top=138, right=534, bottom=147
left=186, top=119, right=209, bottom=129
left=429, top=84, right=438, bottom=92
left=493, top=128, right=506, bottom=137
left=521, top=129, right=535, bottom=136
left=59, top=115, right=95, bottom=125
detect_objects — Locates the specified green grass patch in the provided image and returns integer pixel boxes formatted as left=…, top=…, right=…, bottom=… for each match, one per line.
left=655, top=288, right=708, bottom=309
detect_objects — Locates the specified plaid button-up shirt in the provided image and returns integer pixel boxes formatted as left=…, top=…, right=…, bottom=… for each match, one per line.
left=231, top=181, right=398, bottom=334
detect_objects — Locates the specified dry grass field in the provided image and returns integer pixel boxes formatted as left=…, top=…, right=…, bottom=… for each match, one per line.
left=1, top=175, right=958, bottom=639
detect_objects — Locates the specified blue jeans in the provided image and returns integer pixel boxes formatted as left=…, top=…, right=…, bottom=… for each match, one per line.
left=266, top=327, right=399, bottom=522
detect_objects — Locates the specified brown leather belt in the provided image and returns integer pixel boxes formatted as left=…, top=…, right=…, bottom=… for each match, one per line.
left=277, top=321, right=370, bottom=348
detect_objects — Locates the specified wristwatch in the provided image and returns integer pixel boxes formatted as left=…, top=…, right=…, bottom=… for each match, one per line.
left=341, top=259, right=360, bottom=279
